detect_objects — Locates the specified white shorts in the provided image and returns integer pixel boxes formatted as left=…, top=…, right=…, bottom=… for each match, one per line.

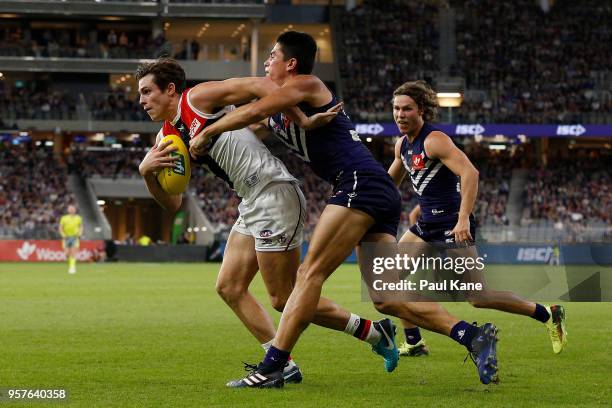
left=232, top=182, right=306, bottom=252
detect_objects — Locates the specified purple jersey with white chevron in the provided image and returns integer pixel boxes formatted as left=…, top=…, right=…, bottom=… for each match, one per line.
left=400, top=122, right=461, bottom=223
left=268, top=95, right=385, bottom=182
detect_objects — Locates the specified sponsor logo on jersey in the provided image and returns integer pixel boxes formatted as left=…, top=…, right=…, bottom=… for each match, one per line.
left=432, top=209, right=445, bottom=215
left=189, top=118, right=202, bottom=138
left=259, top=230, right=273, bottom=238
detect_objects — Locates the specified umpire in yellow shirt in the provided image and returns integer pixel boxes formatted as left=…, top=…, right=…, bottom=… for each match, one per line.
left=59, top=205, right=83, bottom=274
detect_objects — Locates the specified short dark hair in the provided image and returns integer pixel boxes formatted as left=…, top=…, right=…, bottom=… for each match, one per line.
left=392, top=80, right=438, bottom=122
left=276, top=31, right=317, bottom=75
left=135, top=58, right=186, bottom=93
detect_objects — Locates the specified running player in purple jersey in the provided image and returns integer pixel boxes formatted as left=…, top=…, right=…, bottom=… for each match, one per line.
left=387, top=80, right=567, bottom=360
left=191, top=32, right=502, bottom=387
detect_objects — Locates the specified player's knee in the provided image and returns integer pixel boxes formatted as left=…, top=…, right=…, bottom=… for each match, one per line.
left=373, top=301, right=396, bottom=316
left=215, top=281, right=247, bottom=304
left=269, top=295, right=288, bottom=312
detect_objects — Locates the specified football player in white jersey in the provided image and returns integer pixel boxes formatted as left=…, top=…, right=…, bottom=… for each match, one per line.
left=135, top=58, right=397, bottom=383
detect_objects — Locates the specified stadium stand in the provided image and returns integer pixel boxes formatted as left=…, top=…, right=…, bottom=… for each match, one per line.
left=0, top=143, right=76, bottom=239
left=453, top=0, right=612, bottom=124
left=521, top=155, right=611, bottom=242
left=336, top=0, right=439, bottom=122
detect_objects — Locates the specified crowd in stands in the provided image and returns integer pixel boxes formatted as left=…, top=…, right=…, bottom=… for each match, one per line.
left=191, top=169, right=240, bottom=238
left=0, top=81, right=146, bottom=123
left=469, top=146, right=514, bottom=227
left=69, top=147, right=144, bottom=179
left=334, top=0, right=611, bottom=124
left=0, top=82, right=78, bottom=121
left=521, top=154, right=611, bottom=242
left=453, top=0, right=611, bottom=124
left=88, top=90, right=148, bottom=122
left=337, top=0, right=439, bottom=122
left=0, top=26, right=201, bottom=61
left=0, top=143, right=76, bottom=239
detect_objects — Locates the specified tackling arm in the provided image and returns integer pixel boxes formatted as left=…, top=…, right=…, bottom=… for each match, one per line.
left=189, top=77, right=278, bottom=113
left=189, top=77, right=316, bottom=157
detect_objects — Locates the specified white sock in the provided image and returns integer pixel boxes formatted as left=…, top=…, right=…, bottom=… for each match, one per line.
left=344, top=313, right=361, bottom=335
left=344, top=313, right=381, bottom=345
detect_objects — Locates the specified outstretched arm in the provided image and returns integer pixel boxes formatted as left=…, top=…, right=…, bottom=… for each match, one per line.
left=189, top=77, right=316, bottom=157
left=189, top=77, right=278, bottom=113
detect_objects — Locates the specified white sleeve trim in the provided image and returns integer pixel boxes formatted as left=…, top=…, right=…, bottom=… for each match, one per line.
left=186, top=88, right=236, bottom=119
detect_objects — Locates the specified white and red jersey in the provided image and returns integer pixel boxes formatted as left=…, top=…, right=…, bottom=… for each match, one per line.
left=161, top=87, right=295, bottom=200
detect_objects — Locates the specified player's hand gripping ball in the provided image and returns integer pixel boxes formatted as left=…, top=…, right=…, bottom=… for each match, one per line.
left=156, top=135, right=191, bottom=194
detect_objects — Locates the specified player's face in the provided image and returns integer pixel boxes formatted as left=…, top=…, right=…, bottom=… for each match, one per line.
left=138, top=74, right=173, bottom=121
left=67, top=205, right=76, bottom=214
left=393, top=95, right=423, bottom=135
left=264, top=43, right=293, bottom=84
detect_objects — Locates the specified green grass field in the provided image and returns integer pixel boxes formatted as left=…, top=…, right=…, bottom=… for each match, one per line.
left=0, top=262, right=610, bottom=407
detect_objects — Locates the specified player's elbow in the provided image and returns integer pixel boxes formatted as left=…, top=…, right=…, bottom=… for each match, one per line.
left=462, top=167, right=479, bottom=183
